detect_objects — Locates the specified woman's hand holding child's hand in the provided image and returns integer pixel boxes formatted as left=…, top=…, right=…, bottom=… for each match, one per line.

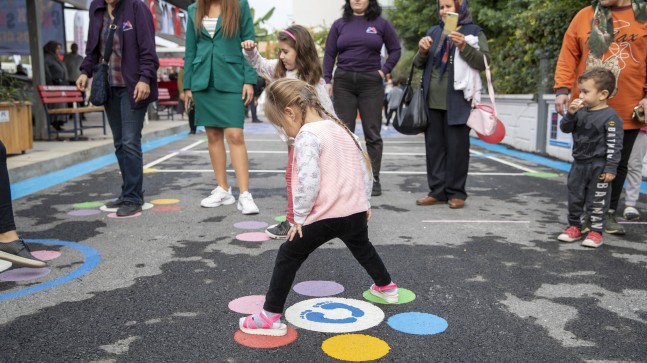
left=288, top=224, right=303, bottom=241
left=568, top=98, right=584, bottom=115
left=241, top=40, right=256, bottom=51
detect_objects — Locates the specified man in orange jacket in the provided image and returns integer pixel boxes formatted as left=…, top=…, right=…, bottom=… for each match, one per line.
left=554, top=0, right=647, bottom=235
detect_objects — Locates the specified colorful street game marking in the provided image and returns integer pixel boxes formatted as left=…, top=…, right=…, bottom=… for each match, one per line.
left=523, top=171, right=559, bottom=178
left=151, top=205, right=182, bottom=212
left=0, top=267, right=51, bottom=282
left=233, top=221, right=269, bottom=230
left=285, top=298, right=384, bottom=333
left=150, top=198, right=180, bottom=205
left=274, top=215, right=287, bottom=222
left=362, top=288, right=416, bottom=304
left=107, top=212, right=142, bottom=219
left=100, top=202, right=154, bottom=213
left=234, top=326, right=298, bottom=348
left=235, top=232, right=270, bottom=243
left=31, top=250, right=61, bottom=261
left=68, top=209, right=102, bottom=217
left=387, top=312, right=448, bottom=335
left=293, top=280, right=345, bottom=297
left=321, top=334, right=390, bottom=362
left=228, top=295, right=266, bottom=314
left=73, top=201, right=105, bottom=209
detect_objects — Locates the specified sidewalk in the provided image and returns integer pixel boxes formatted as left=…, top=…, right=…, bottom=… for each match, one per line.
left=7, top=113, right=190, bottom=184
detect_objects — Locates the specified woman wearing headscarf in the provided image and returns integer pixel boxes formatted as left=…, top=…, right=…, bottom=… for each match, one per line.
left=413, top=0, right=489, bottom=209
left=323, top=0, right=401, bottom=197
left=43, top=41, right=68, bottom=130
left=554, top=0, right=647, bottom=235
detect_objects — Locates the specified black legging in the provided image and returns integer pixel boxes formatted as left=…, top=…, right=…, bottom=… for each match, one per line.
left=610, top=129, right=640, bottom=211
left=0, top=140, right=16, bottom=234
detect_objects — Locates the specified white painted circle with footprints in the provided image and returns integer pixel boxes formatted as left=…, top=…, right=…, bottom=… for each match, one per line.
left=284, top=297, right=385, bottom=333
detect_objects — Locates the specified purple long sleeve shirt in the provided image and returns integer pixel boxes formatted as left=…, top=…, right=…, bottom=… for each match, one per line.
left=323, top=15, right=401, bottom=83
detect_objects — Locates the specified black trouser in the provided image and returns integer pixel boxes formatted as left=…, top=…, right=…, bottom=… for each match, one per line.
left=424, top=108, right=471, bottom=201
left=567, top=159, right=611, bottom=232
left=610, top=129, right=640, bottom=211
left=333, top=69, right=385, bottom=181
left=263, top=212, right=392, bottom=313
left=0, top=140, right=16, bottom=234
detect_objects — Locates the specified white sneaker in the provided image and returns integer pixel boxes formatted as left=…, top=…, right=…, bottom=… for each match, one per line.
left=623, top=206, right=640, bottom=221
left=200, top=186, right=236, bottom=208
left=237, top=192, right=260, bottom=215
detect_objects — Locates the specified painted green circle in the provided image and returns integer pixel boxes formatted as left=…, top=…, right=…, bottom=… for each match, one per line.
left=362, top=288, right=416, bottom=305
left=73, top=201, right=105, bottom=209
left=523, top=172, right=559, bottom=179
left=274, top=215, right=287, bottom=222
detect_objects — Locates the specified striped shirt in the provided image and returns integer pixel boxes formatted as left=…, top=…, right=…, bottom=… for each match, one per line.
left=203, top=16, right=218, bottom=38
left=100, top=12, right=125, bottom=87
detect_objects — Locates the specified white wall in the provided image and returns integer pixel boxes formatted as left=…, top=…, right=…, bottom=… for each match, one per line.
left=292, top=0, right=343, bottom=28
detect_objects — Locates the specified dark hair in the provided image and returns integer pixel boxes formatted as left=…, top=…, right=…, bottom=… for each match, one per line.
left=43, top=41, right=61, bottom=55
left=578, top=67, right=616, bottom=97
left=274, top=25, right=322, bottom=86
left=343, top=0, right=382, bottom=21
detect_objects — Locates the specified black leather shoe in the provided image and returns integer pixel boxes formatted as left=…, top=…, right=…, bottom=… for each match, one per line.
left=371, top=181, right=382, bottom=196
left=116, top=202, right=142, bottom=217
left=104, top=198, right=124, bottom=208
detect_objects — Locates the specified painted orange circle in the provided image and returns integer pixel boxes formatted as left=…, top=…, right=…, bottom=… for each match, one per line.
left=150, top=199, right=180, bottom=205
left=233, top=326, right=298, bottom=349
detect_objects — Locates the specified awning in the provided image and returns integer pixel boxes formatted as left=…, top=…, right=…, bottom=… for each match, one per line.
left=159, top=58, right=184, bottom=67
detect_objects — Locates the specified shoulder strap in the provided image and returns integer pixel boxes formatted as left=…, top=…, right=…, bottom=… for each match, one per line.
left=472, top=55, right=496, bottom=115
left=102, top=0, right=124, bottom=64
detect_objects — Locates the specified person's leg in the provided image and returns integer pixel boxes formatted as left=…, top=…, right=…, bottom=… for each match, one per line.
left=205, top=127, right=229, bottom=190
left=582, top=161, right=611, bottom=247
left=444, top=124, right=472, bottom=201
left=104, top=87, right=127, bottom=200
left=611, top=129, right=640, bottom=210
left=567, top=163, right=588, bottom=228
left=332, top=69, right=359, bottom=132
left=250, top=97, right=258, bottom=121
left=263, top=219, right=338, bottom=313
left=225, top=128, right=249, bottom=193
left=117, top=91, right=147, bottom=205
left=357, top=72, right=385, bottom=182
left=624, top=131, right=647, bottom=208
left=423, top=109, right=448, bottom=200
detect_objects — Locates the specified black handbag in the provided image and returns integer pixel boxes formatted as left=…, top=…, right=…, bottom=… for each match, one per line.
left=89, top=2, right=123, bottom=106
left=394, top=64, right=428, bottom=135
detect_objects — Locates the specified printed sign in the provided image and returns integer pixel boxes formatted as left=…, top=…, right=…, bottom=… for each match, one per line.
left=0, top=110, right=9, bottom=123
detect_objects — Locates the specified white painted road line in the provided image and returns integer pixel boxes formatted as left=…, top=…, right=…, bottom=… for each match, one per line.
left=148, top=169, right=527, bottom=176
left=422, top=220, right=530, bottom=223
left=470, top=149, right=537, bottom=173
left=144, top=139, right=205, bottom=169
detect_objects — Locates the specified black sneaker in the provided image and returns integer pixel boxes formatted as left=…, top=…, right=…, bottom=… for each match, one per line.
left=371, top=181, right=382, bottom=196
left=0, top=239, right=47, bottom=268
left=104, top=198, right=124, bottom=209
left=265, top=221, right=291, bottom=239
left=252, top=118, right=263, bottom=123
left=605, top=210, right=626, bottom=235
left=116, top=202, right=142, bottom=217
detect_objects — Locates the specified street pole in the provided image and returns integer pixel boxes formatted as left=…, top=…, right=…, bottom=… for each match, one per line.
left=26, top=0, right=48, bottom=140
left=535, top=50, right=548, bottom=154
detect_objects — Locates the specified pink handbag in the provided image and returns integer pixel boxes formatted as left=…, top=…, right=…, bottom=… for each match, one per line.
left=466, top=56, right=497, bottom=136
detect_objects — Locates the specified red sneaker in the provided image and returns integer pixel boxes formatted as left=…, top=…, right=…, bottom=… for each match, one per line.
left=558, top=226, right=582, bottom=242
left=581, top=231, right=603, bottom=248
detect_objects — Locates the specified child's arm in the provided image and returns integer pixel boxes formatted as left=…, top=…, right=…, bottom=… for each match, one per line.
left=241, top=41, right=278, bottom=81
left=602, top=113, right=624, bottom=181
left=559, top=102, right=581, bottom=133
left=359, top=146, right=372, bottom=210
left=292, top=132, right=322, bottom=226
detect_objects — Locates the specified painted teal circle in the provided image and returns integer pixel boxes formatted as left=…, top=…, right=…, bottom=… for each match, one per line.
left=0, top=239, right=101, bottom=301
left=387, top=312, right=448, bottom=335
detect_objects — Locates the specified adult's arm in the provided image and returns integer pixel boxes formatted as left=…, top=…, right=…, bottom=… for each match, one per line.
left=134, top=1, right=159, bottom=85
left=380, top=19, right=401, bottom=75
left=240, top=0, right=257, bottom=85
left=458, top=32, right=489, bottom=71
left=323, top=20, right=340, bottom=84
left=554, top=11, right=584, bottom=96
left=183, top=9, right=197, bottom=90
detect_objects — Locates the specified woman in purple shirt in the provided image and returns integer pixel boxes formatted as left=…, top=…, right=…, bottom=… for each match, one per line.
left=323, top=0, right=401, bottom=197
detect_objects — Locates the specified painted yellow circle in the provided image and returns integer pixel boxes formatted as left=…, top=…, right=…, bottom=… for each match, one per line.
left=143, top=168, right=158, bottom=174
left=321, top=334, right=390, bottom=362
left=150, top=199, right=180, bottom=205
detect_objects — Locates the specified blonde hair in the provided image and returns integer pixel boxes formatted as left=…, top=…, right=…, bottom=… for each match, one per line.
left=263, top=78, right=372, bottom=171
left=195, top=0, right=240, bottom=38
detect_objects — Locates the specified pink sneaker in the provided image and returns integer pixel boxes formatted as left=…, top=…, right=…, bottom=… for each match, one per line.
left=239, top=311, right=287, bottom=336
left=370, top=282, right=399, bottom=303
left=581, top=231, right=603, bottom=248
left=558, top=226, right=582, bottom=242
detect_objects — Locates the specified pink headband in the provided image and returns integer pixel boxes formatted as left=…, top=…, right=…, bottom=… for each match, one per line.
left=281, top=29, right=297, bottom=42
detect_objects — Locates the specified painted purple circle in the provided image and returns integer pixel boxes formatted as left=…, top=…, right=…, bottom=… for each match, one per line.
left=228, top=295, right=266, bottom=314
left=107, top=212, right=142, bottom=219
left=235, top=232, right=270, bottom=242
left=30, top=250, right=61, bottom=261
left=233, top=221, right=269, bottom=230
left=293, top=280, right=345, bottom=297
left=68, top=209, right=101, bottom=217
left=0, top=267, right=51, bottom=282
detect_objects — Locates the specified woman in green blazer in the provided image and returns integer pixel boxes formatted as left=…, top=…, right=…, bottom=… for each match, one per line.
left=183, top=0, right=260, bottom=214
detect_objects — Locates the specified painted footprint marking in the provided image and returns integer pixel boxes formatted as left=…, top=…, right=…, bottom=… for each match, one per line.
left=299, top=301, right=365, bottom=324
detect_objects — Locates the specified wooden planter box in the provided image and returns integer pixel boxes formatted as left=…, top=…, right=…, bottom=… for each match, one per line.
left=0, top=101, right=32, bottom=154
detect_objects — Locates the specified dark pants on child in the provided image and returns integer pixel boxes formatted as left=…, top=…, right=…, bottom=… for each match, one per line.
left=567, top=159, right=611, bottom=232
left=263, top=211, right=392, bottom=313
left=424, top=109, right=471, bottom=201
left=332, top=69, right=385, bottom=181
left=0, top=140, right=16, bottom=234
left=104, top=87, right=147, bottom=205
left=610, top=129, right=639, bottom=212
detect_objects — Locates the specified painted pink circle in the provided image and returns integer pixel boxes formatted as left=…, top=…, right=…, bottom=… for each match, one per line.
left=30, top=250, right=61, bottom=261
left=233, top=221, right=269, bottom=230
left=228, top=295, right=266, bottom=314
left=0, top=267, right=51, bottom=282
left=107, top=212, right=142, bottom=219
left=68, top=209, right=101, bottom=216
left=292, top=280, right=345, bottom=297
left=152, top=205, right=182, bottom=212
left=235, top=232, right=270, bottom=242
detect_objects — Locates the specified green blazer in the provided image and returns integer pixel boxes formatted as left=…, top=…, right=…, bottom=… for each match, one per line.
left=184, top=0, right=256, bottom=93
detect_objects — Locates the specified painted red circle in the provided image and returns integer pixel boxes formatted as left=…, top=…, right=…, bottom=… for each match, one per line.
left=233, top=326, right=298, bottom=348
left=152, top=205, right=182, bottom=212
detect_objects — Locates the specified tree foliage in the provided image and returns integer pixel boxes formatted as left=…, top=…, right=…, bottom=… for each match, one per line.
left=250, top=7, right=275, bottom=40
left=388, top=0, right=590, bottom=94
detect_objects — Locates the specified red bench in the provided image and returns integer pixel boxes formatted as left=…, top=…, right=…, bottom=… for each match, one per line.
left=157, top=88, right=179, bottom=120
left=37, top=85, right=106, bottom=140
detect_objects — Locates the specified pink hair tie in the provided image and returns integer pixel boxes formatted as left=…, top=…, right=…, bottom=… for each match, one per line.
left=281, top=29, right=297, bottom=42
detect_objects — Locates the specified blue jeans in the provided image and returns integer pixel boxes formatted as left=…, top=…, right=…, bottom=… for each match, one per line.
left=104, top=87, right=147, bottom=204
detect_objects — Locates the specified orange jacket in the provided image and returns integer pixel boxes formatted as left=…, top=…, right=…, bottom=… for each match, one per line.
left=554, top=5, right=647, bottom=130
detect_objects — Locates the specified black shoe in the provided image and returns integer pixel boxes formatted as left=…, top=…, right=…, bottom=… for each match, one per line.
left=265, top=220, right=291, bottom=239
left=371, top=181, right=382, bottom=196
left=0, top=239, right=46, bottom=268
left=252, top=118, right=263, bottom=123
left=104, top=198, right=124, bottom=208
left=116, top=202, right=142, bottom=217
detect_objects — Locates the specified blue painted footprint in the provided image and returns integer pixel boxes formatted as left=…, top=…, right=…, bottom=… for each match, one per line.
left=299, top=301, right=365, bottom=324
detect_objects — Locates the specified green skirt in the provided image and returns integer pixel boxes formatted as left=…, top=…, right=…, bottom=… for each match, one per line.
left=193, top=86, right=245, bottom=129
